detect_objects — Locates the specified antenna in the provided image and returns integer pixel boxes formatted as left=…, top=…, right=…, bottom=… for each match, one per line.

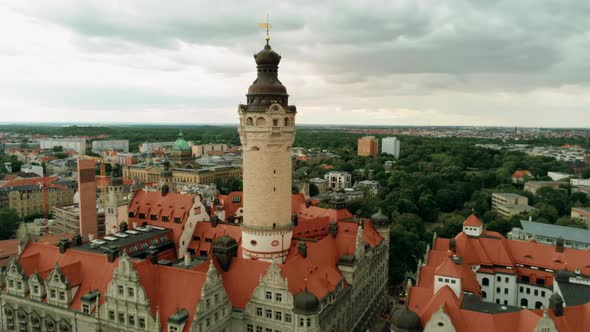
left=257, top=14, right=272, bottom=44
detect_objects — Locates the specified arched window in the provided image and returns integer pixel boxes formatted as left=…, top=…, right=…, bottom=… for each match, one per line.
left=246, top=117, right=253, bottom=126
left=482, top=278, right=489, bottom=286
left=256, top=117, right=266, bottom=127
left=482, top=291, right=487, bottom=299
left=520, top=298, right=528, bottom=307
left=284, top=117, right=290, bottom=126
left=535, top=301, right=543, bottom=309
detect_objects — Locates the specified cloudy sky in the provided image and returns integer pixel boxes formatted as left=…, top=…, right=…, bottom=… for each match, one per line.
left=1, top=0, right=589, bottom=127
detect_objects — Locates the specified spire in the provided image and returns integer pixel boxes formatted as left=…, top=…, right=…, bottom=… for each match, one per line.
left=258, top=14, right=272, bottom=45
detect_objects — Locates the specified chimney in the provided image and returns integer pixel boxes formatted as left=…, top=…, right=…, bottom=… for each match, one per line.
left=298, top=241, right=307, bottom=257
left=549, top=293, right=564, bottom=317
left=184, top=252, right=191, bottom=267
left=106, top=247, right=119, bottom=263
left=78, top=159, right=98, bottom=242
left=59, top=238, right=70, bottom=254
left=328, top=221, right=338, bottom=237
left=147, top=246, right=158, bottom=264
left=72, top=234, right=82, bottom=246
left=449, top=238, right=456, bottom=252
left=211, top=216, right=219, bottom=228
left=119, top=222, right=128, bottom=233
left=161, top=184, right=169, bottom=196
left=556, top=238, right=564, bottom=253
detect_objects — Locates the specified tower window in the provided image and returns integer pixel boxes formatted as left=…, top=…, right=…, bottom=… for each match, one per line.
left=250, top=240, right=257, bottom=246
left=273, top=119, right=278, bottom=126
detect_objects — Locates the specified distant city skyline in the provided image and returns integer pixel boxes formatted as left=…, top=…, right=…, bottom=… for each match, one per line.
left=2, top=1, right=590, bottom=127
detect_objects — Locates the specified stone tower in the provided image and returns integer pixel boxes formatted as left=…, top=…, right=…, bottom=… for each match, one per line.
left=238, top=34, right=297, bottom=263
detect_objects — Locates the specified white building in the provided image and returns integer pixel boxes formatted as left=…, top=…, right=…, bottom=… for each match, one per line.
left=40, top=137, right=86, bottom=155
left=381, top=137, right=400, bottom=159
left=91, top=140, right=129, bottom=153
left=547, top=172, right=573, bottom=181
left=138, top=141, right=176, bottom=153
left=324, top=171, right=352, bottom=191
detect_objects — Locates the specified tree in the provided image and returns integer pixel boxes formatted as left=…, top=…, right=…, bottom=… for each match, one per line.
left=555, top=216, right=587, bottom=229
left=0, top=208, right=20, bottom=240
left=389, top=224, right=426, bottom=284
left=309, top=183, right=319, bottom=197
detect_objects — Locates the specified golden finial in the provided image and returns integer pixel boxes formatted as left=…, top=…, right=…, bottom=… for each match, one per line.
left=258, top=14, right=272, bottom=44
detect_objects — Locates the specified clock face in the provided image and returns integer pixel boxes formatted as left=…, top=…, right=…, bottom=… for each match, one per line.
left=269, top=103, right=283, bottom=113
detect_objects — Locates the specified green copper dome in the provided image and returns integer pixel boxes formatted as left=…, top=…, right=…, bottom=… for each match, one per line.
left=172, top=132, right=190, bottom=151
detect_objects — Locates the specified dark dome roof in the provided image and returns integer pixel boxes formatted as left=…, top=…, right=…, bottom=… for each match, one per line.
left=293, top=289, right=320, bottom=314
left=247, top=80, right=287, bottom=95
left=555, top=269, right=575, bottom=282
left=254, top=44, right=281, bottom=66
left=391, top=308, right=422, bottom=331
left=371, top=209, right=389, bottom=226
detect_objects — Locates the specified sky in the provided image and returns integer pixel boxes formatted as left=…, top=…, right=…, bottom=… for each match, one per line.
left=1, top=0, right=589, bottom=127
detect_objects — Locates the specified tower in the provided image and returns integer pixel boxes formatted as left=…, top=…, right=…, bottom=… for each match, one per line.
left=238, top=32, right=297, bottom=263
left=77, top=159, right=98, bottom=241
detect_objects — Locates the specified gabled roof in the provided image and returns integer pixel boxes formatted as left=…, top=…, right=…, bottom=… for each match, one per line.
left=512, top=170, right=532, bottom=178
left=463, top=214, right=483, bottom=227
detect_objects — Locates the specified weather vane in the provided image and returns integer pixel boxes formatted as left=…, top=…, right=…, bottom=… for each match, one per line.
left=258, top=14, right=272, bottom=44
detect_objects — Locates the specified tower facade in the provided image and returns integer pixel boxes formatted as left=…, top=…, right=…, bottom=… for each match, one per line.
left=77, top=159, right=98, bottom=241
left=238, top=37, right=297, bottom=262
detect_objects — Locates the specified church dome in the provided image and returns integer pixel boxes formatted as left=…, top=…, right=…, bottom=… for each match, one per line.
left=391, top=308, right=422, bottom=331
left=293, top=289, right=320, bottom=314
left=371, top=209, right=390, bottom=227
left=172, top=132, right=190, bottom=151
left=254, top=44, right=281, bottom=66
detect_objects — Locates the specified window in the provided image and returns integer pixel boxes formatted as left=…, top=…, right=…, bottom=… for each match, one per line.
left=275, top=311, right=282, bottom=320
left=451, top=280, right=456, bottom=284
left=128, top=287, right=135, bottom=298
left=265, top=291, right=272, bottom=300
left=82, top=304, right=90, bottom=313
left=214, top=312, right=218, bottom=321
left=285, top=313, right=292, bottom=323
left=273, top=119, right=278, bottom=126
left=438, top=277, right=443, bottom=282
left=522, top=276, right=530, bottom=283
left=444, top=278, right=449, bottom=283
left=8, top=279, right=14, bottom=288
left=266, top=329, right=272, bottom=332
left=300, top=318, right=305, bottom=327
left=118, top=313, right=125, bottom=324
left=118, top=285, right=124, bottom=296
left=482, top=278, right=489, bottom=286
left=266, top=309, right=272, bottom=318
left=504, top=288, right=508, bottom=295
left=247, top=324, right=254, bottom=332
left=482, top=291, right=487, bottom=299
left=170, top=326, right=179, bottom=332
left=16, top=281, right=22, bottom=289
left=496, top=287, right=500, bottom=293
left=256, top=327, right=263, bottom=332
left=275, top=293, right=282, bottom=302
left=33, top=284, right=39, bottom=294
left=162, top=216, right=169, bottom=222
left=521, top=298, right=528, bottom=307
left=497, top=276, right=501, bottom=282
left=129, top=315, right=135, bottom=326
left=139, top=317, right=146, bottom=328
left=542, top=291, right=546, bottom=297
left=307, top=318, right=311, bottom=327
left=504, top=300, right=508, bottom=305
left=108, top=311, right=115, bottom=321
left=256, top=307, right=262, bottom=317
left=536, top=278, right=545, bottom=286
left=505, top=277, right=509, bottom=283
left=214, top=294, right=219, bottom=303
left=526, top=288, right=531, bottom=294
left=59, top=291, right=66, bottom=301
left=206, top=318, right=210, bottom=327
left=535, top=301, right=543, bottom=309
left=520, top=286, right=524, bottom=293
left=174, top=217, right=181, bottom=224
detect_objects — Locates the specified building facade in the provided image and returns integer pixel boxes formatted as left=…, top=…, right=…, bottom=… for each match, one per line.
left=381, top=137, right=400, bottom=159
left=324, top=171, right=352, bottom=191
left=571, top=207, right=590, bottom=227
left=192, top=144, right=228, bottom=157
left=39, top=138, right=86, bottom=155
left=491, top=193, right=535, bottom=219
left=123, top=164, right=241, bottom=187
left=357, top=136, right=378, bottom=157
left=0, top=178, right=76, bottom=217
left=91, top=140, right=130, bottom=153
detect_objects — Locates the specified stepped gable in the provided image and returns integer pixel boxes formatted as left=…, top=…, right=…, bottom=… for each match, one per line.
left=19, top=243, right=116, bottom=310
left=133, top=258, right=208, bottom=331
left=189, top=222, right=242, bottom=255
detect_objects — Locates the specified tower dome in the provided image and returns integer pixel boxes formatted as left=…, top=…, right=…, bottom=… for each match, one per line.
left=246, top=42, right=288, bottom=103
left=293, top=288, right=320, bottom=314
left=172, top=132, right=190, bottom=151
left=391, top=307, right=422, bottom=331
left=371, top=209, right=390, bottom=227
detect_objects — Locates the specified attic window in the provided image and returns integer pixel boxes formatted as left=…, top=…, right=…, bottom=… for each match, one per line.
left=205, top=238, right=213, bottom=243
left=162, top=216, right=169, bottom=222
left=139, top=213, right=146, bottom=220
left=174, top=217, right=182, bottom=224
left=231, top=196, right=241, bottom=203
left=150, top=215, right=158, bottom=221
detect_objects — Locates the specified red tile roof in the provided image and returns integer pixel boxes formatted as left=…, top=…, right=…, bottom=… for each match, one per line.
left=512, top=170, right=533, bottom=178
left=463, top=214, right=483, bottom=227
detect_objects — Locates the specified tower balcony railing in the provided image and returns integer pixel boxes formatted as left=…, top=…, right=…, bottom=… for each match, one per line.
left=242, top=222, right=293, bottom=232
